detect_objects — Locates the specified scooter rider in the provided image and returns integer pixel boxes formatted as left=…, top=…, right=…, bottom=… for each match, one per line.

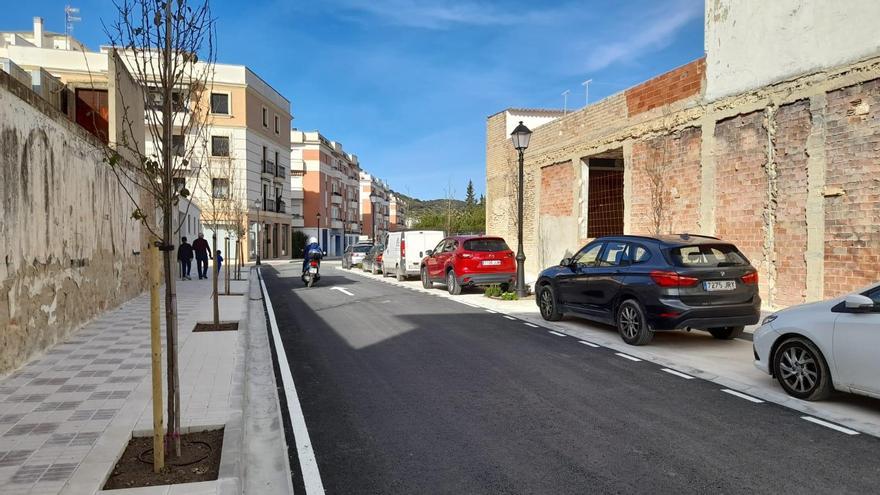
left=302, top=236, right=323, bottom=274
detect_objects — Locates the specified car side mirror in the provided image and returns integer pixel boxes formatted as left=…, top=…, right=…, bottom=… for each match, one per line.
left=424, top=249, right=433, bottom=257
left=560, top=257, right=572, bottom=267
left=844, top=294, right=875, bottom=312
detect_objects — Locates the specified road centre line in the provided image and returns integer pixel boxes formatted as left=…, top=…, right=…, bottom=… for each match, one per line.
left=615, top=352, right=642, bottom=362
left=661, top=368, right=695, bottom=379
left=801, top=416, right=860, bottom=435
left=578, top=340, right=600, bottom=348
left=721, top=389, right=765, bottom=403
left=548, top=330, right=566, bottom=337
left=259, top=270, right=325, bottom=495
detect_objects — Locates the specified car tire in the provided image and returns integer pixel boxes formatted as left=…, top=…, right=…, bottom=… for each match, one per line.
left=446, top=270, right=462, bottom=295
left=538, top=285, right=562, bottom=321
left=396, top=265, right=405, bottom=282
left=772, top=337, right=833, bottom=401
left=382, top=265, right=390, bottom=278
left=421, top=266, right=433, bottom=289
left=371, top=264, right=378, bottom=275
left=708, top=326, right=745, bottom=340
left=616, top=299, right=654, bottom=346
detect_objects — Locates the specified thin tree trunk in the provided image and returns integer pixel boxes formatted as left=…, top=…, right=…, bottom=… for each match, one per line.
left=212, top=234, right=219, bottom=325
left=149, top=243, right=164, bottom=472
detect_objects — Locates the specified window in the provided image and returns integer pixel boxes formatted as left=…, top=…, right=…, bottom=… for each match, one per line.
left=171, top=134, right=185, bottom=157
left=147, top=89, right=186, bottom=112
left=463, top=238, right=510, bottom=252
left=212, top=178, right=229, bottom=198
left=432, top=240, right=446, bottom=254
left=211, top=136, right=229, bottom=157
left=274, top=115, right=279, bottom=134
left=262, top=107, right=268, bottom=127
left=598, top=241, right=630, bottom=267
left=632, top=245, right=651, bottom=264
left=866, top=287, right=880, bottom=306
left=210, top=92, right=229, bottom=114
left=669, top=244, right=748, bottom=267
left=573, top=243, right=603, bottom=268
left=172, top=177, right=186, bottom=193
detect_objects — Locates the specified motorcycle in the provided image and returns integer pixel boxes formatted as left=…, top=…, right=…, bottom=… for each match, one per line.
left=301, top=250, right=325, bottom=287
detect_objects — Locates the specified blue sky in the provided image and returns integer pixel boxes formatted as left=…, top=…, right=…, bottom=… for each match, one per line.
left=5, top=0, right=705, bottom=200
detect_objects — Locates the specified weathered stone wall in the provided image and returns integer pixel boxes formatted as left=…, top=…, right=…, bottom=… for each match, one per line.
left=0, top=71, right=148, bottom=375
left=486, top=53, right=880, bottom=309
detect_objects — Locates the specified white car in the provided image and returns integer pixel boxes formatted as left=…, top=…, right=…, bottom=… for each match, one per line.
left=753, top=283, right=880, bottom=401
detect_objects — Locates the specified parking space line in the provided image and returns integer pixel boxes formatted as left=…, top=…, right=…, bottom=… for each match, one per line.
left=721, top=389, right=764, bottom=403
left=503, top=315, right=516, bottom=320
left=484, top=309, right=497, bottom=314
left=614, top=352, right=642, bottom=362
left=801, top=416, right=860, bottom=435
left=524, top=323, right=539, bottom=328
left=578, top=340, right=600, bottom=348
left=548, top=330, right=566, bottom=337
left=661, top=368, right=694, bottom=379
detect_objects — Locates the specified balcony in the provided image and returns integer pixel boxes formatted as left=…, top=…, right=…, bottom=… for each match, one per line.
left=292, top=216, right=304, bottom=228
left=349, top=199, right=358, bottom=209
left=276, top=199, right=286, bottom=214
left=290, top=189, right=304, bottom=200
left=274, top=165, right=286, bottom=181
left=264, top=198, right=275, bottom=212
left=261, top=160, right=275, bottom=177
left=331, top=219, right=343, bottom=230
left=330, top=192, right=343, bottom=205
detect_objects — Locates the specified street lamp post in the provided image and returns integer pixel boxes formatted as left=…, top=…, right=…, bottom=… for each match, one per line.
left=254, top=198, right=262, bottom=265
left=370, top=194, right=378, bottom=242
left=316, top=211, right=321, bottom=249
left=510, top=121, right=532, bottom=298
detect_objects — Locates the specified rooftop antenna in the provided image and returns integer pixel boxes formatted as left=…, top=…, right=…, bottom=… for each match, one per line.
left=64, top=5, right=81, bottom=50
left=561, top=89, right=571, bottom=115
left=581, top=79, right=593, bottom=106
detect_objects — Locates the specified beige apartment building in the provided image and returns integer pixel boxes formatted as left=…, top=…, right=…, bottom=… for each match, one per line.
left=0, top=17, right=293, bottom=262
left=360, top=172, right=391, bottom=241
left=291, top=130, right=362, bottom=256
left=389, top=193, right=407, bottom=232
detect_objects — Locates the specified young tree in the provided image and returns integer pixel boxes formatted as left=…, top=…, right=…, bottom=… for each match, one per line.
left=198, top=148, right=237, bottom=324
left=103, top=0, right=216, bottom=459
left=644, top=135, right=672, bottom=236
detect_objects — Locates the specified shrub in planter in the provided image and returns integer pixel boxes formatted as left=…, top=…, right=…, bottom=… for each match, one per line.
left=500, top=291, right=518, bottom=301
left=484, top=284, right=502, bottom=298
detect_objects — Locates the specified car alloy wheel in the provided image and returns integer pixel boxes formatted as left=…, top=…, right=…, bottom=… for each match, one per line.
left=616, top=300, right=654, bottom=346
left=538, top=286, right=562, bottom=321
left=619, top=306, right=640, bottom=340
left=773, top=337, right=832, bottom=400
left=447, top=270, right=461, bottom=295
left=421, top=266, right=433, bottom=289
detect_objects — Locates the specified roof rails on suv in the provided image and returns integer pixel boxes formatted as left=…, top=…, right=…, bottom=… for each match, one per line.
left=676, top=233, right=720, bottom=241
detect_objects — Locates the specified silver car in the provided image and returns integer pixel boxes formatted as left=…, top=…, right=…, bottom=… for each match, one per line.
left=753, top=283, right=880, bottom=401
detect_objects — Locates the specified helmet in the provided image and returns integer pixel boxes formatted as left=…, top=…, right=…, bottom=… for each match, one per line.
left=308, top=236, right=318, bottom=244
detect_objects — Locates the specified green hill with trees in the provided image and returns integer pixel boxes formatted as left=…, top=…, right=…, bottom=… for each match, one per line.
left=397, top=180, right=486, bottom=235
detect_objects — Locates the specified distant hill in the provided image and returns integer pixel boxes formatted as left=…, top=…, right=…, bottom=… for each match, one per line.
left=396, top=193, right=484, bottom=234
left=397, top=193, right=467, bottom=220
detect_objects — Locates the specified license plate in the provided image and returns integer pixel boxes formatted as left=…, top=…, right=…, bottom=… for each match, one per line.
left=482, top=260, right=501, bottom=266
left=704, top=280, right=736, bottom=291
left=309, top=267, right=318, bottom=274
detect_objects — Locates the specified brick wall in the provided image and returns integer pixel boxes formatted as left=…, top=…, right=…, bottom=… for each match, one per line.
left=773, top=100, right=811, bottom=307
left=629, top=126, right=702, bottom=235
left=539, top=161, right=574, bottom=216
left=714, top=111, right=771, bottom=300
left=626, top=58, right=705, bottom=116
left=823, top=79, right=880, bottom=297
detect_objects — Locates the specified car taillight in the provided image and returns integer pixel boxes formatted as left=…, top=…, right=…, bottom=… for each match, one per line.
left=377, top=254, right=383, bottom=262
left=310, top=260, right=318, bottom=267
left=741, top=271, right=758, bottom=284
left=400, top=239, right=406, bottom=258
left=650, top=270, right=699, bottom=288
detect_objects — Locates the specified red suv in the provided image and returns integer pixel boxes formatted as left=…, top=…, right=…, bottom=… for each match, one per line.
left=420, top=236, right=516, bottom=295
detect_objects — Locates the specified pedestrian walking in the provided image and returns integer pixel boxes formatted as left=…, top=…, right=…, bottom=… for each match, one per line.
left=177, top=237, right=194, bottom=280
left=192, top=233, right=212, bottom=280
left=216, top=249, right=223, bottom=274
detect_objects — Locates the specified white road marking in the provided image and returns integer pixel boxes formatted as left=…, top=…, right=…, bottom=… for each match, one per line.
left=485, top=309, right=497, bottom=314
left=661, top=368, right=695, bottom=380
left=721, top=389, right=765, bottom=403
left=330, top=287, right=354, bottom=296
left=801, top=416, right=860, bottom=435
left=578, top=340, right=600, bottom=348
left=524, top=323, right=539, bottom=328
left=503, top=315, right=516, bottom=320
left=615, top=352, right=642, bottom=362
left=548, top=330, right=566, bottom=337
left=259, top=269, right=325, bottom=495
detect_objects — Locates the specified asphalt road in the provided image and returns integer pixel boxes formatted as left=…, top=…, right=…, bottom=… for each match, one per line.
left=262, top=262, right=880, bottom=494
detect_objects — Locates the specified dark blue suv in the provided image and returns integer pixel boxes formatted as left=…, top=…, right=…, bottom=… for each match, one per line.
left=535, top=234, right=761, bottom=345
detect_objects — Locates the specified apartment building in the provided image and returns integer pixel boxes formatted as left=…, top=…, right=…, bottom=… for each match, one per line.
left=291, top=130, right=362, bottom=256
left=388, top=193, right=407, bottom=232
left=359, top=172, right=391, bottom=242
left=0, top=17, right=292, bottom=262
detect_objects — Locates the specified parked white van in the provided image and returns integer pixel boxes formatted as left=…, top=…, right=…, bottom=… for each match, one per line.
left=382, top=230, right=445, bottom=281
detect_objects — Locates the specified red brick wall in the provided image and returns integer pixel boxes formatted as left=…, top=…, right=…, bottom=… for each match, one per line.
left=714, top=111, right=770, bottom=299
left=625, top=58, right=705, bottom=116
left=629, top=126, right=702, bottom=235
left=773, top=100, right=811, bottom=307
left=539, top=161, right=574, bottom=217
left=824, top=79, right=880, bottom=297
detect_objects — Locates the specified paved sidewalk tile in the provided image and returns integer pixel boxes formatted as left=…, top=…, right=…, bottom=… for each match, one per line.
left=0, top=274, right=249, bottom=495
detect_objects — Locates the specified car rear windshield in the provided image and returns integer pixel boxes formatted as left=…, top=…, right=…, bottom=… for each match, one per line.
left=353, top=245, right=372, bottom=253
left=668, top=244, right=748, bottom=267
left=463, top=238, right=510, bottom=252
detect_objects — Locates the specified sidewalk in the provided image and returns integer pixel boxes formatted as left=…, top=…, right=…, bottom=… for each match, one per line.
left=339, top=261, right=880, bottom=438
left=0, top=271, right=289, bottom=494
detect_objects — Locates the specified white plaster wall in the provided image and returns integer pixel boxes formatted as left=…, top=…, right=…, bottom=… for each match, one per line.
left=705, top=0, right=880, bottom=100
left=504, top=110, right=563, bottom=136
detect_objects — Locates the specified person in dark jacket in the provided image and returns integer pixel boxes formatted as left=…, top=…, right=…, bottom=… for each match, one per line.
left=215, top=250, right=223, bottom=274
left=192, top=233, right=212, bottom=280
left=177, top=237, right=194, bottom=280
left=302, top=236, right=323, bottom=274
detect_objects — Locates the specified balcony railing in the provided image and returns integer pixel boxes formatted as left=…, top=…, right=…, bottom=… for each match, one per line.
left=275, top=165, right=286, bottom=179
left=264, top=198, right=276, bottom=212
left=262, top=160, right=275, bottom=174
left=276, top=199, right=286, bottom=214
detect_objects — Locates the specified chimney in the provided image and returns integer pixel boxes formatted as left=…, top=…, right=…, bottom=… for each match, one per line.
left=33, top=17, right=44, bottom=47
